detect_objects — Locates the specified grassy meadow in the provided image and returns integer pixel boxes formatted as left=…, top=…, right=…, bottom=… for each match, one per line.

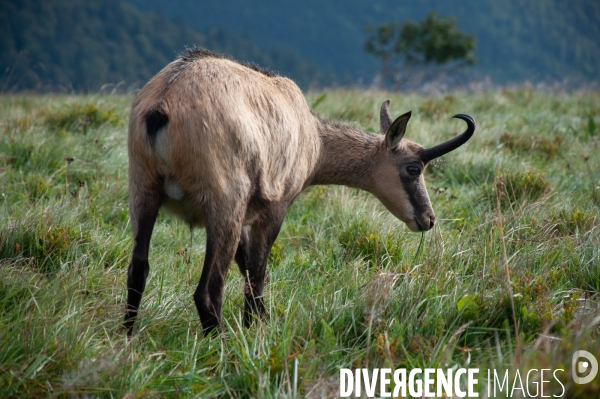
left=0, top=89, right=599, bottom=397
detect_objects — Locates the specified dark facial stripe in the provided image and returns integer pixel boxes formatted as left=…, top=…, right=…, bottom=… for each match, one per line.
left=399, top=174, right=431, bottom=225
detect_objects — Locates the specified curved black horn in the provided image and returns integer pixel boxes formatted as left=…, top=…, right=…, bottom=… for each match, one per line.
left=421, top=114, right=475, bottom=163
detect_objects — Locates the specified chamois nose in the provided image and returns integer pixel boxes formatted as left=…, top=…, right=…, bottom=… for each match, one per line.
left=429, top=214, right=436, bottom=229
left=414, top=213, right=436, bottom=232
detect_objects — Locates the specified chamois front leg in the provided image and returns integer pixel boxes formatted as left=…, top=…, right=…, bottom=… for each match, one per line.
left=194, top=202, right=246, bottom=334
left=243, top=203, right=287, bottom=326
left=124, top=187, right=161, bottom=337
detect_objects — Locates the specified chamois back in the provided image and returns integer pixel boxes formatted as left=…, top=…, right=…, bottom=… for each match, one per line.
left=128, top=48, right=320, bottom=206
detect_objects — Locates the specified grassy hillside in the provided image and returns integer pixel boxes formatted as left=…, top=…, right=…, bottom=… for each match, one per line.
left=0, top=90, right=599, bottom=397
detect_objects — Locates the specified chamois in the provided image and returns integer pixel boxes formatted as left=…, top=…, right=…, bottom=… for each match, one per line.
left=124, top=48, right=475, bottom=336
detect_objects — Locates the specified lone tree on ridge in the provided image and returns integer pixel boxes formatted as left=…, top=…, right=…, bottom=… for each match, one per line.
left=364, top=11, right=476, bottom=90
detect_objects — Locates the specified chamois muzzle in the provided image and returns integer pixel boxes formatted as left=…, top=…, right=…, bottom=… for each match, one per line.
left=421, top=114, right=476, bottom=163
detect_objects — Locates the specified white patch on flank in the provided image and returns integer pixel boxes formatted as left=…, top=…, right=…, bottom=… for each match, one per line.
left=165, top=179, right=185, bottom=200
left=154, top=126, right=170, bottom=165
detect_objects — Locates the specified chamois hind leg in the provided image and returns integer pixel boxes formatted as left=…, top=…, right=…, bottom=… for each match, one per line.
left=234, top=226, right=251, bottom=276
left=243, top=203, right=287, bottom=326
left=123, top=187, right=161, bottom=337
left=194, top=201, right=246, bottom=334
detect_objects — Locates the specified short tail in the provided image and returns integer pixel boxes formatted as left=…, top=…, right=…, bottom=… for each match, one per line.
left=145, top=108, right=168, bottom=144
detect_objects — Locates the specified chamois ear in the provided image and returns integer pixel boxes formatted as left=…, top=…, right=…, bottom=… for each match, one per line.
left=385, top=110, right=411, bottom=149
left=380, top=100, right=393, bottom=135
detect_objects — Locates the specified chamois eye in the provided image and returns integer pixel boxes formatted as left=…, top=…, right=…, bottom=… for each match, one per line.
left=407, top=166, right=421, bottom=176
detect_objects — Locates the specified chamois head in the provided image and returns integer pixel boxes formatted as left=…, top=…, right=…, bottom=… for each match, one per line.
left=372, top=100, right=475, bottom=232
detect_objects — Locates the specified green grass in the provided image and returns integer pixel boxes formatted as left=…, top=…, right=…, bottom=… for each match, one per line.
left=1, top=89, right=599, bottom=397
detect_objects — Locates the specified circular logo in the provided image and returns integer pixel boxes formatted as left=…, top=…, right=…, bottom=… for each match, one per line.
left=572, top=350, right=598, bottom=384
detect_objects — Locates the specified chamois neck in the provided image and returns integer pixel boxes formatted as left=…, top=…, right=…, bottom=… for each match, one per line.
left=310, top=118, right=381, bottom=190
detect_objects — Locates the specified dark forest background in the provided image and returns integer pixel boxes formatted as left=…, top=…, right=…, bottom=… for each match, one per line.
left=1, top=0, right=599, bottom=91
